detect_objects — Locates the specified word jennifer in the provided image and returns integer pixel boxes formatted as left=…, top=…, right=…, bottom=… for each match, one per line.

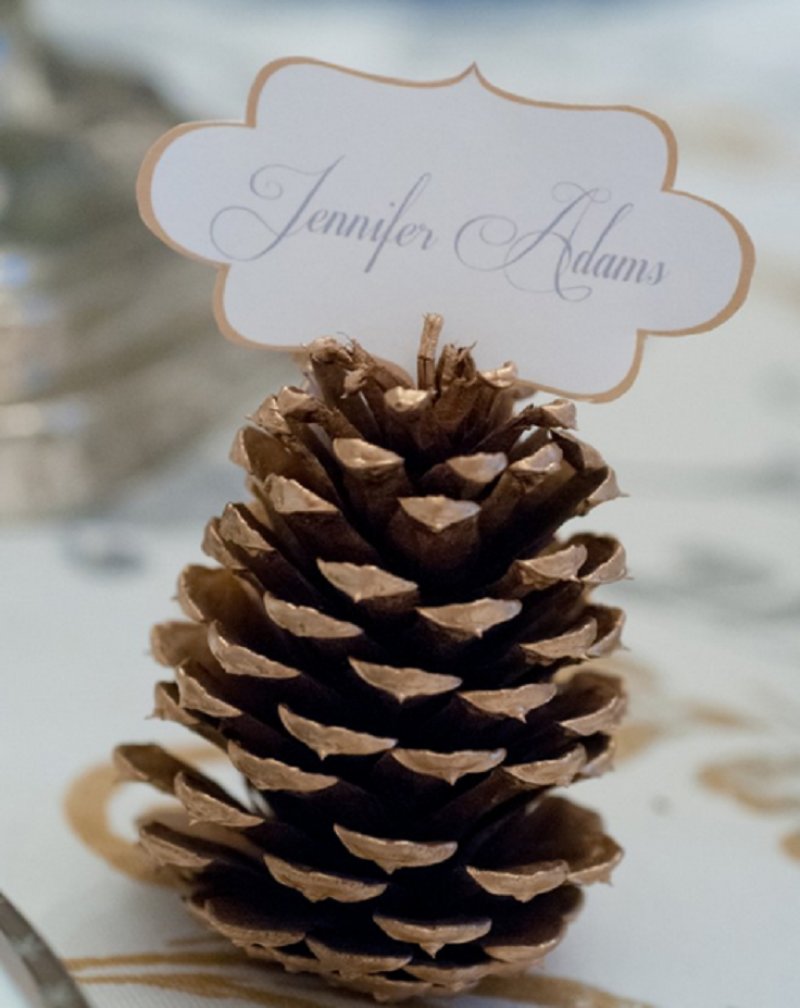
left=210, top=159, right=436, bottom=274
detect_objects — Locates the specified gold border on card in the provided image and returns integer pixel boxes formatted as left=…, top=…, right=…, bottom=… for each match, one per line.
left=137, top=58, right=755, bottom=403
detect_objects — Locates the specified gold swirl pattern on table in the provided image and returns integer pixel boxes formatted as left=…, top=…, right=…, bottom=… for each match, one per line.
left=598, top=655, right=800, bottom=866
left=698, top=755, right=800, bottom=864
left=65, top=945, right=654, bottom=1008
left=63, top=742, right=216, bottom=886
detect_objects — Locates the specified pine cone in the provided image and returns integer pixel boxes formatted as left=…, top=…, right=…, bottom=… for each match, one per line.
left=116, top=316, right=627, bottom=1002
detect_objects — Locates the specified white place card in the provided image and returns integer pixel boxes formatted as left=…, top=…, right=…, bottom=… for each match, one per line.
left=139, top=58, right=753, bottom=400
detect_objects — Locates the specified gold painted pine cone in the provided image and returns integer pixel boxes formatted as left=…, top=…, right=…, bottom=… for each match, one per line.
left=116, top=317, right=627, bottom=1002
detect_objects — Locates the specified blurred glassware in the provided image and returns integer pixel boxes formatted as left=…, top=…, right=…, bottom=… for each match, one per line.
left=0, top=0, right=263, bottom=517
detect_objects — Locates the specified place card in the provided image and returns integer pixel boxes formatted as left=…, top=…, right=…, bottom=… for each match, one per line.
left=139, top=58, right=753, bottom=399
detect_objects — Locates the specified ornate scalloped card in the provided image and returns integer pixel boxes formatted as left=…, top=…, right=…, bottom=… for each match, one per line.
left=138, top=57, right=753, bottom=400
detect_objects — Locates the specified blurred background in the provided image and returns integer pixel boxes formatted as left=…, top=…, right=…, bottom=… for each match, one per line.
left=1, top=3, right=799, bottom=1005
